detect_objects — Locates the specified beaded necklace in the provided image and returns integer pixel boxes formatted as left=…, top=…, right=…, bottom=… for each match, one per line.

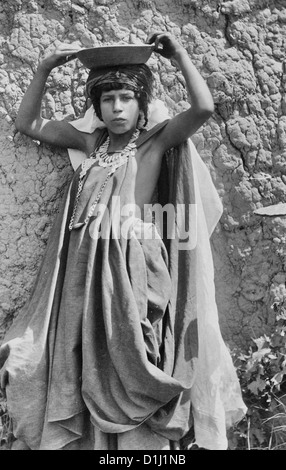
left=69, top=129, right=140, bottom=231
left=91, top=128, right=140, bottom=168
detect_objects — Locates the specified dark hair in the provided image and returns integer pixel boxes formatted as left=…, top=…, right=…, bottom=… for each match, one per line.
left=86, top=64, right=154, bottom=128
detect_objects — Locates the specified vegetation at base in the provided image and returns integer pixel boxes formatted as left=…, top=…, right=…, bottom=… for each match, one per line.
left=0, top=393, right=13, bottom=450
left=1, top=300, right=286, bottom=450
left=227, top=300, right=286, bottom=450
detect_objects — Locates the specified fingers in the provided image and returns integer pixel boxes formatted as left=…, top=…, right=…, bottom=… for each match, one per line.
left=56, top=43, right=81, bottom=52
left=54, top=43, right=81, bottom=61
left=147, top=33, right=158, bottom=44
left=147, top=32, right=172, bottom=43
left=148, top=32, right=164, bottom=47
left=54, top=48, right=80, bottom=65
left=147, top=32, right=172, bottom=53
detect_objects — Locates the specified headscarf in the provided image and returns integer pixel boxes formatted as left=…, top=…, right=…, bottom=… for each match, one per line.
left=86, top=64, right=154, bottom=102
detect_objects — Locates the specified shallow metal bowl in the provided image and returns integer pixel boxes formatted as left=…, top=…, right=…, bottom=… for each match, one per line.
left=76, top=45, right=155, bottom=69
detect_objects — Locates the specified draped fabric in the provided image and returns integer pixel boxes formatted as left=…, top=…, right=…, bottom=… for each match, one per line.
left=0, top=115, right=246, bottom=450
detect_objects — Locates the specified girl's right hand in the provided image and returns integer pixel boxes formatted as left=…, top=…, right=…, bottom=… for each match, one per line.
left=40, top=43, right=81, bottom=71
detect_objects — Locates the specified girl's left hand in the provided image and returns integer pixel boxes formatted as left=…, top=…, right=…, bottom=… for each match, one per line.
left=147, top=32, right=184, bottom=60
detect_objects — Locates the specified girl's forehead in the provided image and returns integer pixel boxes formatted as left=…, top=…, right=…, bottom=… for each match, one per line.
left=101, top=88, right=135, bottom=96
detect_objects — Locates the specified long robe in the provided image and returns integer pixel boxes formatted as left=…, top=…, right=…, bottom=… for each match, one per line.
left=0, top=121, right=246, bottom=450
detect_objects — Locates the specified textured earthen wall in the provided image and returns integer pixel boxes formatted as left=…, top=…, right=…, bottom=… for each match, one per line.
left=0, top=0, right=285, bottom=349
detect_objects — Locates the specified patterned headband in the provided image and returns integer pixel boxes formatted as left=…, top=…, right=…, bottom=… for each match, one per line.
left=86, top=65, right=153, bottom=100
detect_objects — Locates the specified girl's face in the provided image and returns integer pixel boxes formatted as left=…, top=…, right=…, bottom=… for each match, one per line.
left=100, top=88, right=140, bottom=134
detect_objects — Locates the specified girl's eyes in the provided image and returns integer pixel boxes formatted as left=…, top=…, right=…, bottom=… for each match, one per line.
left=101, top=95, right=134, bottom=102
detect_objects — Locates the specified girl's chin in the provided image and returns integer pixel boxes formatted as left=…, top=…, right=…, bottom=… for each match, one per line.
left=108, top=125, right=136, bottom=135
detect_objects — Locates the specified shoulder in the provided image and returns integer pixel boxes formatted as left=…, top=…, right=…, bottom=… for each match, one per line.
left=136, top=120, right=170, bottom=149
left=84, top=127, right=108, bottom=155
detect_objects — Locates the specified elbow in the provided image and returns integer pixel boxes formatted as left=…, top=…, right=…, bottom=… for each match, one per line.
left=202, top=97, right=215, bottom=118
left=15, top=116, right=33, bottom=136
left=207, top=101, right=215, bottom=116
left=15, top=116, right=26, bottom=134
left=199, top=103, right=214, bottom=122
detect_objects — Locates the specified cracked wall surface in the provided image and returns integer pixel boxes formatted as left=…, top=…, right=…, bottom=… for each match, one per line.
left=0, top=0, right=286, bottom=349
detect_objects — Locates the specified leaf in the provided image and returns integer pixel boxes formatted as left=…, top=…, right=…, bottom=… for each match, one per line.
left=237, top=353, right=249, bottom=361
left=252, top=348, right=271, bottom=362
left=252, top=337, right=267, bottom=350
left=250, top=426, right=266, bottom=447
left=271, top=373, right=284, bottom=387
left=271, top=367, right=286, bottom=387
left=267, top=354, right=277, bottom=360
left=248, top=376, right=267, bottom=395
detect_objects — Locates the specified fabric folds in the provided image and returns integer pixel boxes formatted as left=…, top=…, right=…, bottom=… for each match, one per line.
left=0, top=105, right=246, bottom=450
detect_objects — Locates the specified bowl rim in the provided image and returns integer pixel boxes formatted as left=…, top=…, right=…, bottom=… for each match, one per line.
left=76, top=44, right=155, bottom=69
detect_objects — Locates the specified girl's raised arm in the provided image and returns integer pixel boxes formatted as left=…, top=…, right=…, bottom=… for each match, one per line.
left=15, top=44, right=87, bottom=152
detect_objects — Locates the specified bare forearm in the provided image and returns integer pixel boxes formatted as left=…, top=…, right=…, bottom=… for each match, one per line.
left=148, top=32, right=215, bottom=147
left=15, top=44, right=79, bottom=138
left=149, top=33, right=214, bottom=120
left=15, top=64, right=50, bottom=135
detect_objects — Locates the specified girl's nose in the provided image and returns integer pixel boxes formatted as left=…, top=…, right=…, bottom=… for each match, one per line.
left=113, top=97, right=123, bottom=112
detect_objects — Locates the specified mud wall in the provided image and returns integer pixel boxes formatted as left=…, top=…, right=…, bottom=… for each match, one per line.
left=0, top=0, right=285, bottom=349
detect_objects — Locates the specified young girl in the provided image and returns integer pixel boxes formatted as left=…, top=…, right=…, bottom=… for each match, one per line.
left=0, top=32, right=246, bottom=450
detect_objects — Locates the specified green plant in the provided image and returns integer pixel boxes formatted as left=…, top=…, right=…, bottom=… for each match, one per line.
left=228, top=301, right=286, bottom=450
